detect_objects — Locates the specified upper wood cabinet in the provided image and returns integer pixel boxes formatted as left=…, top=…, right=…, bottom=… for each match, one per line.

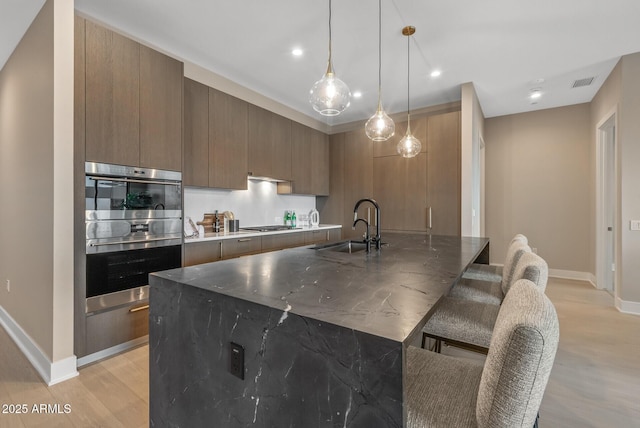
left=183, top=80, right=249, bottom=190
left=209, top=88, right=248, bottom=190
left=85, top=20, right=140, bottom=166
left=286, top=122, right=330, bottom=195
left=183, top=78, right=209, bottom=187
left=248, top=105, right=292, bottom=181
left=83, top=20, right=183, bottom=171
left=139, top=46, right=183, bottom=171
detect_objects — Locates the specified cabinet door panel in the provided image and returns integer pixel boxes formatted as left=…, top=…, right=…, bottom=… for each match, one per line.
left=373, top=154, right=427, bottom=231
left=184, top=78, right=209, bottom=187
left=139, top=45, right=183, bottom=171
left=427, top=111, right=460, bottom=236
left=271, top=113, right=292, bottom=181
left=210, top=89, right=248, bottom=190
left=85, top=21, right=139, bottom=166
left=343, top=129, right=373, bottom=240
left=248, top=105, right=291, bottom=180
left=311, top=129, right=330, bottom=195
left=291, top=122, right=312, bottom=194
left=247, top=105, right=271, bottom=177
left=184, top=241, right=222, bottom=266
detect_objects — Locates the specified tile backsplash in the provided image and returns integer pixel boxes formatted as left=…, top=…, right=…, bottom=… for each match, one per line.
left=184, top=180, right=317, bottom=227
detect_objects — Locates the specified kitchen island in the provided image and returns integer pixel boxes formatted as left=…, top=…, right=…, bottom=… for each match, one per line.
left=149, top=233, right=489, bottom=427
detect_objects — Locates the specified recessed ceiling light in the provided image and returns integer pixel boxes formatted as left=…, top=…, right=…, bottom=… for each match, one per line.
left=529, top=88, right=542, bottom=99
left=292, top=48, right=303, bottom=57
left=353, top=91, right=362, bottom=99
left=430, top=70, right=441, bottom=78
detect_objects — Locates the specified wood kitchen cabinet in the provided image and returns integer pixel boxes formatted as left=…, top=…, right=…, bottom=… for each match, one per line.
left=342, top=129, right=373, bottom=240
left=83, top=19, right=183, bottom=171
left=283, top=122, right=329, bottom=195
left=184, top=240, right=222, bottom=266
left=183, top=81, right=249, bottom=190
left=373, top=116, right=428, bottom=232
left=322, top=108, right=461, bottom=236
left=427, top=111, right=461, bottom=236
left=261, top=233, right=305, bottom=252
left=373, top=153, right=428, bottom=231
left=139, top=45, right=183, bottom=171
left=304, top=228, right=342, bottom=245
left=85, top=20, right=140, bottom=166
left=209, top=88, right=249, bottom=190
left=183, top=78, right=210, bottom=187
left=248, top=105, right=292, bottom=180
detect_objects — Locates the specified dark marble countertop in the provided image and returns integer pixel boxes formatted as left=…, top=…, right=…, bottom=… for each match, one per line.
left=152, top=233, right=488, bottom=344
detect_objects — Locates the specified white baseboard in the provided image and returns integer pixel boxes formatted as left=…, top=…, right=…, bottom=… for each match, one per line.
left=0, top=305, right=78, bottom=386
left=548, top=269, right=597, bottom=287
left=616, top=297, right=640, bottom=315
left=77, top=335, right=148, bottom=367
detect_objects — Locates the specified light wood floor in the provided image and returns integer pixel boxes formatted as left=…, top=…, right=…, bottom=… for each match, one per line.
left=0, top=278, right=638, bottom=427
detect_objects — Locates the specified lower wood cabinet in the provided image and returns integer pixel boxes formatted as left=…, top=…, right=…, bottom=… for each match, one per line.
left=222, top=237, right=262, bottom=259
left=85, top=302, right=149, bottom=355
left=183, top=229, right=342, bottom=266
left=184, top=240, right=222, bottom=266
left=304, top=228, right=342, bottom=245
left=261, top=233, right=305, bottom=252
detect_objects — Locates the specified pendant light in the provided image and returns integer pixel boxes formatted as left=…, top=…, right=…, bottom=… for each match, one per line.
left=309, top=0, right=351, bottom=116
left=397, top=26, right=422, bottom=158
left=365, top=0, right=395, bottom=141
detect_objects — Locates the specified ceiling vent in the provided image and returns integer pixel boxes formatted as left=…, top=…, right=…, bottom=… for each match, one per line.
left=571, top=77, right=595, bottom=88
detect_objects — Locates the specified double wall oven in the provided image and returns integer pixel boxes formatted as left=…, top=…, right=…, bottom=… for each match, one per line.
left=85, top=162, right=182, bottom=314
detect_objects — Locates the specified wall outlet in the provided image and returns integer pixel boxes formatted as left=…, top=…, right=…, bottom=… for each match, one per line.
left=630, top=220, right=640, bottom=231
left=6, top=279, right=10, bottom=292
left=229, top=342, right=245, bottom=380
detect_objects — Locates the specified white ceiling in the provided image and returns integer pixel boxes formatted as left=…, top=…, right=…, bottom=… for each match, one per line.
left=3, top=0, right=640, bottom=126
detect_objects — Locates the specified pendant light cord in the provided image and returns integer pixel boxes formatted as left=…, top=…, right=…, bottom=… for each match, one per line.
left=328, top=0, right=333, bottom=67
left=406, top=30, right=411, bottom=127
left=377, top=0, right=382, bottom=105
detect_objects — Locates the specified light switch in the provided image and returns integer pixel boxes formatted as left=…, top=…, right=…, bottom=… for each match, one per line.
left=630, top=220, right=640, bottom=231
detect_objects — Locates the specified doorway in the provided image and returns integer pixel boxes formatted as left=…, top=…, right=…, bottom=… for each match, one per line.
left=596, top=113, right=616, bottom=294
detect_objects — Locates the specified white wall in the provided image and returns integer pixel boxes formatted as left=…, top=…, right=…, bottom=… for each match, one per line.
left=461, top=82, right=485, bottom=237
left=184, top=181, right=317, bottom=228
left=484, top=103, right=592, bottom=275
left=0, top=0, right=76, bottom=384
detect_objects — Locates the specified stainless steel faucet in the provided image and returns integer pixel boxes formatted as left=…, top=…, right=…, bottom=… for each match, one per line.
left=353, top=198, right=381, bottom=250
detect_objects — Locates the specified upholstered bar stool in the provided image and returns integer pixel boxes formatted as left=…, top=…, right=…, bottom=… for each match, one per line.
left=463, top=234, right=528, bottom=283
left=449, top=241, right=531, bottom=305
left=421, top=251, right=548, bottom=353
left=407, top=279, right=559, bottom=428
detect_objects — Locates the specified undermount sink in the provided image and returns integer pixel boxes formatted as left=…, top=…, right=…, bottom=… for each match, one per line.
left=315, top=240, right=369, bottom=254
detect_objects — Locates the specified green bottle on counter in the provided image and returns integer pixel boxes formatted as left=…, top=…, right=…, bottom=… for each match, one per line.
left=291, top=211, right=297, bottom=228
left=284, top=210, right=291, bottom=226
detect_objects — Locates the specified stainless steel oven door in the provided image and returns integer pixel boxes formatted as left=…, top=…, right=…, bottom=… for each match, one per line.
left=85, top=162, right=181, bottom=220
left=86, top=218, right=182, bottom=254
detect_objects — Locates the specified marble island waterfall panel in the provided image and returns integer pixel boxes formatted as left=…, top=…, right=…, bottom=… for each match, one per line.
left=149, top=278, right=403, bottom=427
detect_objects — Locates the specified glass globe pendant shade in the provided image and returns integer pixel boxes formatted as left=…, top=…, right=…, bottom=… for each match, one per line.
left=397, top=121, right=422, bottom=158
left=365, top=102, right=395, bottom=141
left=309, top=64, right=351, bottom=116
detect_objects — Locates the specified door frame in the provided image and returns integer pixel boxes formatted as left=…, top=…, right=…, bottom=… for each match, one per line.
left=595, top=108, right=617, bottom=295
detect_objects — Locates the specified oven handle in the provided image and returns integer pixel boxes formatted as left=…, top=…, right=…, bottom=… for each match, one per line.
left=129, top=304, right=150, bottom=313
left=90, top=237, right=180, bottom=247
left=88, top=176, right=180, bottom=186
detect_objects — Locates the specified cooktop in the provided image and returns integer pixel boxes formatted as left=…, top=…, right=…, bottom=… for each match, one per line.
left=240, top=225, right=300, bottom=232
